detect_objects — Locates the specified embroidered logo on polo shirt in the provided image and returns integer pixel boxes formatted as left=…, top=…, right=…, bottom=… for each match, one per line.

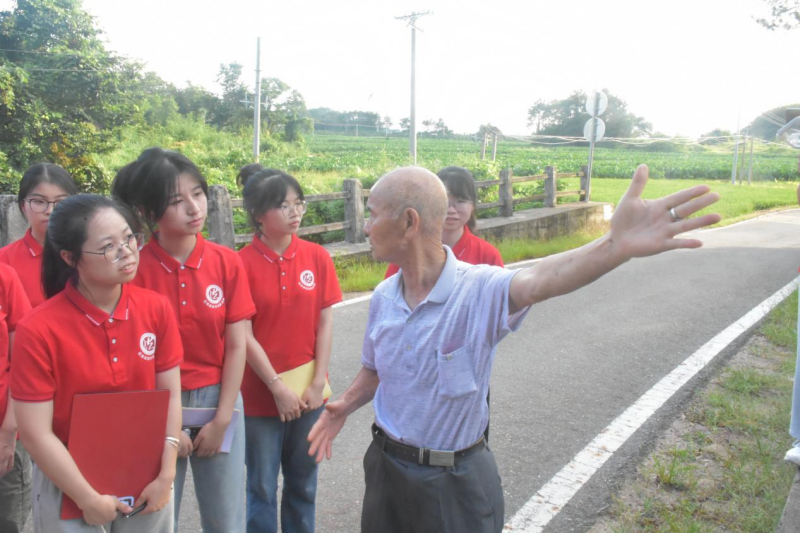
left=299, top=270, right=316, bottom=291
left=138, top=333, right=156, bottom=361
left=204, top=284, right=225, bottom=309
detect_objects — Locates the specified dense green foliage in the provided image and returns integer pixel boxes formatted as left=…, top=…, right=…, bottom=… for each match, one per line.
left=0, top=0, right=312, bottom=192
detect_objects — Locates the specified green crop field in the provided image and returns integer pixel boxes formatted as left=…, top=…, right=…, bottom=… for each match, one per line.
left=95, top=124, right=799, bottom=245
left=98, top=127, right=800, bottom=197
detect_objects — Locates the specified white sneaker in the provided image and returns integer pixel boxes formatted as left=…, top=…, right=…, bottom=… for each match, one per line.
left=784, top=442, right=800, bottom=466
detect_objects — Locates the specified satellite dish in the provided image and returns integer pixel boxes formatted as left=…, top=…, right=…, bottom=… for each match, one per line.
left=584, top=118, right=606, bottom=142
left=585, top=91, right=608, bottom=117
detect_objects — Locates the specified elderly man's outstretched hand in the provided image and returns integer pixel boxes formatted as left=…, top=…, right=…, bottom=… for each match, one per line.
left=608, top=165, right=721, bottom=261
left=308, top=400, right=348, bottom=463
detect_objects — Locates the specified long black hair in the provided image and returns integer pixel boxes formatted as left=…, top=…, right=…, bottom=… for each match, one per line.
left=241, top=168, right=305, bottom=232
left=437, top=166, right=478, bottom=231
left=18, top=163, right=79, bottom=216
left=111, top=147, right=208, bottom=233
left=42, top=194, right=140, bottom=299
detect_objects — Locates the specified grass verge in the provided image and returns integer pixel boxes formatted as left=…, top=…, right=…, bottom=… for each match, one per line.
left=335, top=179, right=797, bottom=296
left=590, top=290, right=799, bottom=533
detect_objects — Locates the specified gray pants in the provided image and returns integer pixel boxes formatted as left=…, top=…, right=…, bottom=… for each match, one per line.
left=31, top=465, right=174, bottom=532
left=0, top=439, right=32, bottom=533
left=361, top=438, right=505, bottom=533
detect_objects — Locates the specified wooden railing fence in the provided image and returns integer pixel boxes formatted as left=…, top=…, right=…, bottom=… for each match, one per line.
left=206, top=165, right=589, bottom=249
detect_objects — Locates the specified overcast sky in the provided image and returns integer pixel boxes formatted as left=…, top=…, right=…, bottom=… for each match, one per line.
left=4, top=0, right=799, bottom=136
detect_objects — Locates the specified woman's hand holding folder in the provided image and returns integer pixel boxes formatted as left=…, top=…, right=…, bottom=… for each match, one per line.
left=133, top=471, right=172, bottom=516
left=193, top=418, right=227, bottom=457
left=81, top=493, right=132, bottom=525
left=302, top=381, right=325, bottom=412
left=270, top=380, right=308, bottom=422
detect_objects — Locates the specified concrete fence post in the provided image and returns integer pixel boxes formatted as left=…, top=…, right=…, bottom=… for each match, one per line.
left=580, top=165, right=589, bottom=202
left=207, top=185, right=236, bottom=249
left=0, top=195, right=27, bottom=247
left=499, top=168, right=514, bottom=217
left=343, top=178, right=366, bottom=243
left=545, top=166, right=556, bottom=208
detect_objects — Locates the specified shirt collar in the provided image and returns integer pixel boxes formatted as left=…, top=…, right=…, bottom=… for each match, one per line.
left=147, top=233, right=205, bottom=273
left=451, top=226, right=472, bottom=260
left=64, top=282, right=131, bottom=326
left=251, top=234, right=298, bottom=263
left=390, top=245, right=458, bottom=306
left=23, top=228, right=43, bottom=257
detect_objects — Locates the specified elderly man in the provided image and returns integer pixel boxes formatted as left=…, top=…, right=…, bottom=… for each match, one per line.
left=308, top=165, right=720, bottom=532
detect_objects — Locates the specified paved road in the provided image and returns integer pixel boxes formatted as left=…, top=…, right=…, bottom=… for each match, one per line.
left=27, top=210, right=800, bottom=533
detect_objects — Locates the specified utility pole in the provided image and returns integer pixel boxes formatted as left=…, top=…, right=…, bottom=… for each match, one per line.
left=396, top=11, right=432, bottom=165
left=731, top=111, right=741, bottom=185
left=253, top=37, right=262, bottom=162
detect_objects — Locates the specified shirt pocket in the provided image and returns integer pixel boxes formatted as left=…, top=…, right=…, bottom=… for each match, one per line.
left=436, top=345, right=478, bottom=399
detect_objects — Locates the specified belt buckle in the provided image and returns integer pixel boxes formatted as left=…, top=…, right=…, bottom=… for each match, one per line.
left=428, top=449, right=455, bottom=467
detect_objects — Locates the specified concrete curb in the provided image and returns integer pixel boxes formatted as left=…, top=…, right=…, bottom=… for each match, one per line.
left=777, top=468, right=800, bottom=532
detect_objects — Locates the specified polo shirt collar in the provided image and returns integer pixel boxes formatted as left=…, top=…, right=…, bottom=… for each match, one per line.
left=391, top=245, right=458, bottom=305
left=64, top=282, right=131, bottom=326
left=148, top=232, right=205, bottom=273
left=251, top=234, right=298, bottom=263
left=451, top=226, right=471, bottom=260
left=23, top=228, right=43, bottom=257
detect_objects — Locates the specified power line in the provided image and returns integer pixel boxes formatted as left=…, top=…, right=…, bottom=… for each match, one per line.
left=25, top=68, right=102, bottom=72
left=0, top=48, right=87, bottom=56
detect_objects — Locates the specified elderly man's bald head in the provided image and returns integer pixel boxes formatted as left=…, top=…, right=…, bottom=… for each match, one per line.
left=371, top=166, right=448, bottom=236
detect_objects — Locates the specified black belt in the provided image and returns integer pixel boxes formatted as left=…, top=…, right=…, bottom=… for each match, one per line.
left=371, top=424, right=486, bottom=467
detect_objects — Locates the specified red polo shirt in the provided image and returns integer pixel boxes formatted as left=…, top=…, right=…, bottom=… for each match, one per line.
left=0, top=264, right=31, bottom=428
left=239, top=235, right=342, bottom=417
left=132, top=233, right=256, bottom=391
left=10, top=283, right=183, bottom=445
left=384, top=226, right=504, bottom=278
left=0, top=229, right=45, bottom=308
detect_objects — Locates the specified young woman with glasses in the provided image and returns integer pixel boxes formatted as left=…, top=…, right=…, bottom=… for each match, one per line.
left=111, top=148, right=255, bottom=533
left=237, top=166, right=341, bottom=533
left=11, top=194, right=183, bottom=532
left=0, top=164, right=79, bottom=308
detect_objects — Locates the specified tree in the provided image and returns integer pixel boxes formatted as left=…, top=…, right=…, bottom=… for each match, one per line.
left=421, top=118, right=451, bottom=138
left=173, top=82, right=219, bottom=122
left=0, top=0, right=147, bottom=190
left=212, top=62, right=249, bottom=129
left=399, top=117, right=411, bottom=132
left=382, top=115, right=392, bottom=129
left=756, top=0, right=800, bottom=30
left=700, top=128, right=734, bottom=145
left=527, top=90, right=651, bottom=138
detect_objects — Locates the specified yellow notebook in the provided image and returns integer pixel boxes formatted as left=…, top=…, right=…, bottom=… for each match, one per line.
left=279, top=360, right=332, bottom=400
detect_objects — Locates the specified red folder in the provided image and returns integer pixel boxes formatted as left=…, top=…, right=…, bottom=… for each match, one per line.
left=61, top=390, right=170, bottom=520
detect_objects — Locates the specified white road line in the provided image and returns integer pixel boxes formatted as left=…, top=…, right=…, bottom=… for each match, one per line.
left=505, top=276, right=800, bottom=532
left=332, top=293, right=373, bottom=309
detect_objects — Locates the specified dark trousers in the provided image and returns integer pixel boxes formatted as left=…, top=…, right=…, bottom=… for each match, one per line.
left=0, top=439, right=31, bottom=533
left=361, top=438, right=504, bottom=533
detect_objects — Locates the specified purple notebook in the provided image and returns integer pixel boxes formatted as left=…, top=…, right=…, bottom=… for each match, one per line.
left=182, top=408, right=240, bottom=453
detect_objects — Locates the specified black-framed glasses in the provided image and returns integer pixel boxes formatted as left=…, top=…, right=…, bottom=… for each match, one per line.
left=25, top=198, right=64, bottom=213
left=447, top=198, right=473, bottom=210
left=82, top=233, right=145, bottom=263
left=280, top=201, right=308, bottom=218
